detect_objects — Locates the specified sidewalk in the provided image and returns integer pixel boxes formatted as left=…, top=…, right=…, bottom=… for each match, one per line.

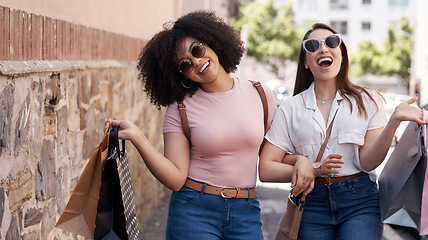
left=139, top=182, right=428, bottom=240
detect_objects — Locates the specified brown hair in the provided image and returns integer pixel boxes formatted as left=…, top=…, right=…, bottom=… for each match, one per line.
left=293, top=23, right=378, bottom=117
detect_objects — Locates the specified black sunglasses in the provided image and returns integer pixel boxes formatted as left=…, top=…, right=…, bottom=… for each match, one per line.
left=178, top=42, right=206, bottom=73
left=302, top=34, right=341, bottom=53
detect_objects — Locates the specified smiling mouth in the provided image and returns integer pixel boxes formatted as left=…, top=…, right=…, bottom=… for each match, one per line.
left=317, top=57, right=333, bottom=68
left=199, top=61, right=210, bottom=74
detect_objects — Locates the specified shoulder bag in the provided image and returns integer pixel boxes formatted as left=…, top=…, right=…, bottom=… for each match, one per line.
left=275, top=110, right=338, bottom=240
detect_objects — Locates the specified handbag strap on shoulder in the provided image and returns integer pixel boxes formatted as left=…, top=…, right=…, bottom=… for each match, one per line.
left=177, top=101, right=191, bottom=145
left=178, top=80, right=268, bottom=144
left=250, top=80, right=268, bottom=134
left=315, top=109, right=339, bottom=163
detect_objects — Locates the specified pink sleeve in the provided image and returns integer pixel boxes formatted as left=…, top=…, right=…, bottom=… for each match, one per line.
left=163, top=101, right=184, bottom=134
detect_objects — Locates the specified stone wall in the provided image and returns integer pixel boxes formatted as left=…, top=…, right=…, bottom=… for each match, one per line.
left=0, top=60, right=166, bottom=239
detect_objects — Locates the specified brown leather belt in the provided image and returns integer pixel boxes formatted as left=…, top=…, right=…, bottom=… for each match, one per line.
left=315, top=172, right=367, bottom=186
left=184, top=178, right=257, bottom=199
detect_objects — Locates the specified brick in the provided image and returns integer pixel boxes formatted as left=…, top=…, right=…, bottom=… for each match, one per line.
left=0, top=7, right=5, bottom=60
left=85, top=26, right=90, bottom=60
left=70, top=24, right=75, bottom=60
left=22, top=11, right=28, bottom=60
left=52, top=19, right=57, bottom=59
left=64, top=22, right=70, bottom=60
left=17, top=10, right=23, bottom=60
left=51, top=18, right=56, bottom=60
left=26, top=13, right=32, bottom=60
left=0, top=7, right=147, bottom=61
left=42, top=16, right=47, bottom=60
left=77, top=26, right=82, bottom=59
left=33, top=15, right=42, bottom=60
left=8, top=9, right=15, bottom=60
left=4, top=7, right=10, bottom=60
left=56, top=20, right=63, bottom=60
left=93, top=28, right=97, bottom=59
left=45, top=18, right=51, bottom=60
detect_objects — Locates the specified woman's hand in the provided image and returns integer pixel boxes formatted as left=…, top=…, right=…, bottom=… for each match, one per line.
left=314, top=153, right=344, bottom=177
left=104, top=119, right=140, bottom=141
left=290, top=156, right=314, bottom=197
left=391, top=97, right=428, bottom=126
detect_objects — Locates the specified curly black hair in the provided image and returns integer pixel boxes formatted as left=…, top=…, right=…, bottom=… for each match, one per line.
left=137, top=11, right=245, bottom=108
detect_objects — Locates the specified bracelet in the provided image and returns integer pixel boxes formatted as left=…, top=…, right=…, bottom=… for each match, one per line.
left=313, top=162, right=322, bottom=177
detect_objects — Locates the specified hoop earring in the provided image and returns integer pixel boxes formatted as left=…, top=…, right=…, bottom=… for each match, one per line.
left=182, top=78, right=192, bottom=89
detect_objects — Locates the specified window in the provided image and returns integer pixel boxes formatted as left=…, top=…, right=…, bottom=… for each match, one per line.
left=362, top=22, right=371, bottom=31
left=330, top=0, right=348, bottom=10
left=331, top=21, right=348, bottom=35
left=362, top=0, right=371, bottom=4
left=298, top=0, right=319, bottom=11
left=388, top=0, right=408, bottom=6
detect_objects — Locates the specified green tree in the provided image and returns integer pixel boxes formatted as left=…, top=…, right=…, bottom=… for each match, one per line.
left=231, top=0, right=303, bottom=79
left=350, top=17, right=413, bottom=88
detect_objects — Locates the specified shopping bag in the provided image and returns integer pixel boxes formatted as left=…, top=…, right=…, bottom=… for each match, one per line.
left=94, top=126, right=139, bottom=240
left=56, top=129, right=110, bottom=238
left=379, top=121, right=427, bottom=229
left=419, top=110, right=428, bottom=235
left=115, top=142, right=140, bottom=239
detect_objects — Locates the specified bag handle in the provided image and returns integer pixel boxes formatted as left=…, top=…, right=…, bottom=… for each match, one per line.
left=178, top=80, right=268, bottom=144
left=315, top=109, right=339, bottom=163
left=109, top=126, right=125, bottom=157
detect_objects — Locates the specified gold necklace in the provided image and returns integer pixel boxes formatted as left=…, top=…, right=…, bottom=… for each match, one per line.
left=316, top=97, right=335, bottom=104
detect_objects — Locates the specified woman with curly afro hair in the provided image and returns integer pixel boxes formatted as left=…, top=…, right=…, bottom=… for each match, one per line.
left=105, top=11, right=278, bottom=239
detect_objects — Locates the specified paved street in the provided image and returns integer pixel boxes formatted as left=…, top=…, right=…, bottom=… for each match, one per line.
left=138, top=182, right=428, bottom=240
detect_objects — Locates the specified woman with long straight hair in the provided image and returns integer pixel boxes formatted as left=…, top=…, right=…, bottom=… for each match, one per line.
left=259, top=23, right=427, bottom=239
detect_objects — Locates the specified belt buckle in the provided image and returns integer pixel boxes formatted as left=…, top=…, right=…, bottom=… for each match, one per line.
left=220, top=187, right=239, bottom=198
left=324, top=177, right=332, bottom=186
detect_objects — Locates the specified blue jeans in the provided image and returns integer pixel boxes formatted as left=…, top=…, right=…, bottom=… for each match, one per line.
left=296, top=174, right=383, bottom=240
left=166, top=185, right=263, bottom=240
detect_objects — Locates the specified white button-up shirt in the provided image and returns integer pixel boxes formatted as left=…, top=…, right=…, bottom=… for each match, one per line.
left=266, top=82, right=388, bottom=181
